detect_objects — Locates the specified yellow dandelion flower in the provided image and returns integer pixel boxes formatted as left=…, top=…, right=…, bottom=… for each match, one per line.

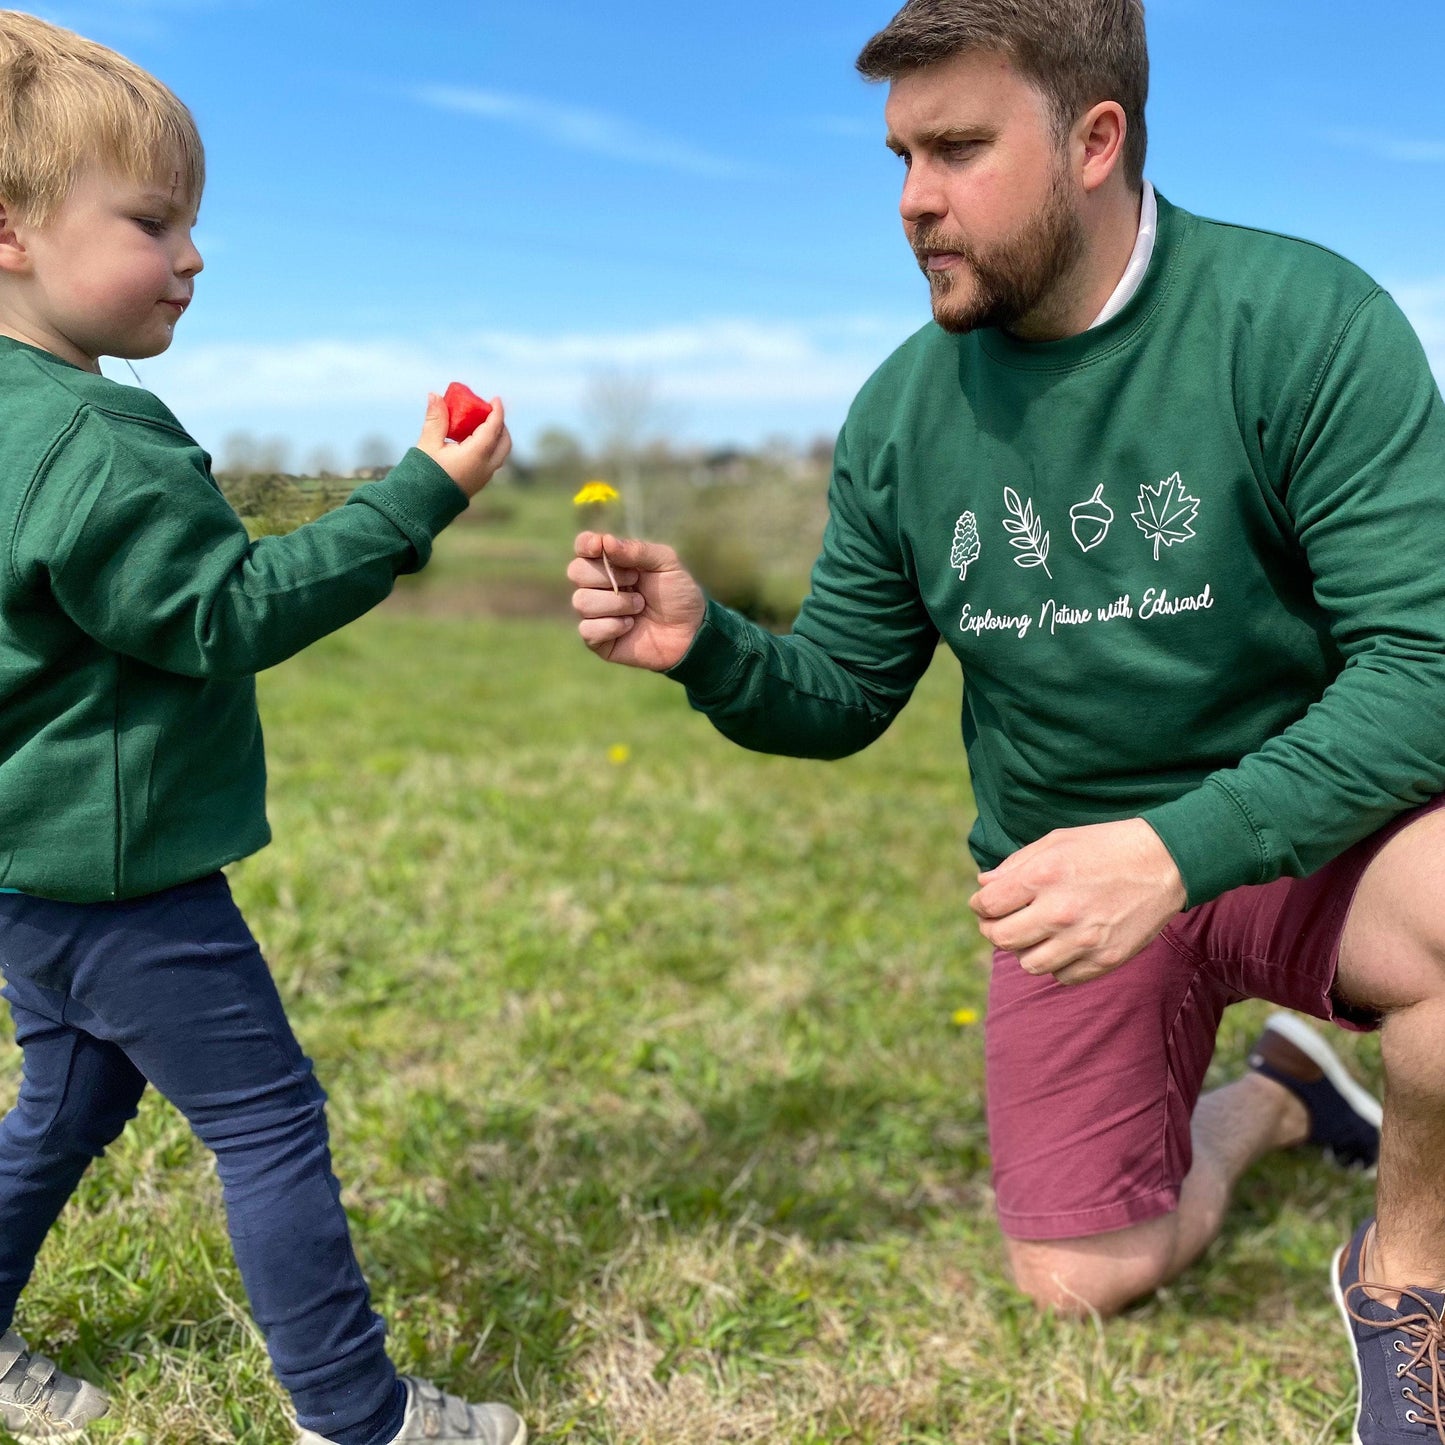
left=952, top=1007, right=979, bottom=1027
left=574, top=481, right=622, bottom=591
left=573, top=481, right=620, bottom=507
left=608, top=743, right=631, bottom=766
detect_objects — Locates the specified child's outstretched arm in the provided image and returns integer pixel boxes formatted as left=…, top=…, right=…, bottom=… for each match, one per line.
left=13, top=393, right=510, bottom=677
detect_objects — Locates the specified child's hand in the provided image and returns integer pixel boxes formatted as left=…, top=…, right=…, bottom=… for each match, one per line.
left=416, top=392, right=511, bottom=499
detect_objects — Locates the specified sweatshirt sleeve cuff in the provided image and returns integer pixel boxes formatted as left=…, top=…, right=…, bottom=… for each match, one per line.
left=1141, top=778, right=1269, bottom=907
left=348, top=448, right=468, bottom=569
left=664, top=598, right=757, bottom=702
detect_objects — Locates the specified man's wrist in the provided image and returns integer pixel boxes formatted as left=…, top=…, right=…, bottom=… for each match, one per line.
left=1136, top=817, right=1188, bottom=913
left=1141, top=780, right=1267, bottom=909
left=665, top=598, right=753, bottom=698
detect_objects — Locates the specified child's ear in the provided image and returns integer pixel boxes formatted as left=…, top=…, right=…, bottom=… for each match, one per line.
left=0, top=201, right=32, bottom=275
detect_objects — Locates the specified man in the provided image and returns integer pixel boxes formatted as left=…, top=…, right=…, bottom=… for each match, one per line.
left=568, top=3, right=1445, bottom=1439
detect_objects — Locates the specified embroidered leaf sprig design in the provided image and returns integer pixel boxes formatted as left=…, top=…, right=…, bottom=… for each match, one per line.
left=951, top=511, right=982, bottom=580
left=1002, top=487, right=1052, bottom=579
left=1133, top=472, right=1199, bottom=561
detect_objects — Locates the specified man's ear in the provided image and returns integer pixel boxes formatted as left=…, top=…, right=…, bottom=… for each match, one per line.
left=0, top=201, right=32, bottom=275
left=1073, top=102, right=1127, bottom=194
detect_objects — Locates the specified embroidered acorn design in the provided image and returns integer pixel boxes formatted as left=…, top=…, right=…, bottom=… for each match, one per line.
left=951, top=511, right=982, bottom=580
left=1069, top=484, right=1115, bottom=553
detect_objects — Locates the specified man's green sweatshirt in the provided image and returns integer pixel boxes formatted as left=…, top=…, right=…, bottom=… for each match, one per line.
left=669, top=195, right=1445, bottom=907
left=0, top=337, right=467, bottom=901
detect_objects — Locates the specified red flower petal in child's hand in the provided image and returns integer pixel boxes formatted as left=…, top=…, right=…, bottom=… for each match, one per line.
left=443, top=382, right=493, bottom=442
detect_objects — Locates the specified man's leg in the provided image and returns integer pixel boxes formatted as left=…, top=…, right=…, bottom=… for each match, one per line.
left=990, top=797, right=1415, bottom=1319
left=984, top=918, right=1254, bottom=1317
left=1006, top=1072, right=1309, bottom=1315
left=1333, top=808, right=1445, bottom=1297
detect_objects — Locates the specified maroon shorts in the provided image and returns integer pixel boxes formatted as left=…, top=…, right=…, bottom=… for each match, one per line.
left=985, top=796, right=1445, bottom=1242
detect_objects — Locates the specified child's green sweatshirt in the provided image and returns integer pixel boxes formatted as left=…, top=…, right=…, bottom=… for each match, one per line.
left=668, top=194, right=1445, bottom=907
left=0, top=337, right=466, bottom=901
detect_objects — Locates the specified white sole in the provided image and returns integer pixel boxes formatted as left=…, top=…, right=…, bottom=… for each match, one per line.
left=298, top=1405, right=528, bottom=1445
left=1263, top=1011, right=1384, bottom=1131
left=1330, top=1242, right=1366, bottom=1445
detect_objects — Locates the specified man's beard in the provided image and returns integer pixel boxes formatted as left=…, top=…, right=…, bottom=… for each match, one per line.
left=912, top=171, right=1086, bottom=337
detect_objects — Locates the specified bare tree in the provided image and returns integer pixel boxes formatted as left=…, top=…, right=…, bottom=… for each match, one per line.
left=355, top=433, right=397, bottom=476
left=218, top=430, right=259, bottom=477
left=584, top=370, right=670, bottom=536
left=303, top=445, right=341, bottom=480
left=254, top=436, right=293, bottom=476
left=533, top=426, right=588, bottom=491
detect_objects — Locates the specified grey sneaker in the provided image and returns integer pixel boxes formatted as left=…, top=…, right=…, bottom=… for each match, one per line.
left=0, top=1330, right=109, bottom=1439
left=297, top=1376, right=527, bottom=1445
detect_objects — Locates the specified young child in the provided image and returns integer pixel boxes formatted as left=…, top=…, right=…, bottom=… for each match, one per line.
left=0, top=12, right=525, bottom=1445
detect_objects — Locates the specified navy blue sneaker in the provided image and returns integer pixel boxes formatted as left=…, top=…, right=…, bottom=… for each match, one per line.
left=1334, top=1219, right=1445, bottom=1443
left=1248, top=1012, right=1382, bottom=1170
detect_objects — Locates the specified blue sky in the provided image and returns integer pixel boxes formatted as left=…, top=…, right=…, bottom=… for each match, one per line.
left=29, top=0, right=1445, bottom=469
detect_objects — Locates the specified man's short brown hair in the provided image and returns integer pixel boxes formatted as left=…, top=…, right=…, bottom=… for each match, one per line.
left=857, top=0, right=1148, bottom=191
left=0, top=9, right=204, bottom=226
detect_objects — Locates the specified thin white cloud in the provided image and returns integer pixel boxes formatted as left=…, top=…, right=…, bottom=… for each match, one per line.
left=32, top=0, right=255, bottom=40
left=138, top=317, right=912, bottom=410
left=118, top=315, right=920, bottom=454
left=414, top=85, right=750, bottom=179
left=1327, top=129, right=1445, bottom=164
left=35, top=0, right=252, bottom=20
left=119, top=290, right=1445, bottom=462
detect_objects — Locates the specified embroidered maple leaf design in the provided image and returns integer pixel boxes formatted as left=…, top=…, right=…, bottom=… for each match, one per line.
left=1132, top=472, right=1199, bottom=561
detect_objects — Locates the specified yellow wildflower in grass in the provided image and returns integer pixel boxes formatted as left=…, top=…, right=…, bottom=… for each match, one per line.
left=607, top=743, right=631, bottom=766
left=573, top=481, right=620, bottom=507
left=952, top=1007, right=979, bottom=1027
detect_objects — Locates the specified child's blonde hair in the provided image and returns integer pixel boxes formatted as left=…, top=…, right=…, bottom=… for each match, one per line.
left=0, top=9, right=204, bottom=225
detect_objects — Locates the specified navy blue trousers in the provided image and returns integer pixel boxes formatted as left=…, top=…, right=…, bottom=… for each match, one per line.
left=0, top=874, right=406, bottom=1445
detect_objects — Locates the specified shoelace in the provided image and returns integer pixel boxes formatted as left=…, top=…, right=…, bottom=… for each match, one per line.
left=1345, top=1281, right=1445, bottom=1442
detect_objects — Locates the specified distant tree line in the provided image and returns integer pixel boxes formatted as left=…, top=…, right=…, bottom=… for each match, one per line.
left=212, top=370, right=840, bottom=624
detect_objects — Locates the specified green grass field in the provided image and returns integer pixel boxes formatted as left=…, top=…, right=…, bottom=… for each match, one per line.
left=0, top=497, right=1378, bottom=1442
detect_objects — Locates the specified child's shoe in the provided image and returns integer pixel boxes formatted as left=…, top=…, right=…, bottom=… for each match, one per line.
left=297, top=1376, right=527, bottom=1444
left=0, top=1329, right=109, bottom=1439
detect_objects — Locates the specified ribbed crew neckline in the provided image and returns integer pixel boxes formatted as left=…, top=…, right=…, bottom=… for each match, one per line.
left=978, top=190, right=1186, bottom=373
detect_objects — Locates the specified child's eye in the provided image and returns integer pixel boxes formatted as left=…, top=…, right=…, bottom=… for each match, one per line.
left=133, top=217, right=166, bottom=236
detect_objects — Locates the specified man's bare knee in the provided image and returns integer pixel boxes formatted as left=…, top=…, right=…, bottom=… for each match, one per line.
left=1337, top=810, right=1445, bottom=1014
left=1005, top=1219, right=1178, bottom=1318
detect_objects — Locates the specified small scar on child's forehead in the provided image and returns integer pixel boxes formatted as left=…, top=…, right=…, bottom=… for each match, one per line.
left=169, top=169, right=181, bottom=197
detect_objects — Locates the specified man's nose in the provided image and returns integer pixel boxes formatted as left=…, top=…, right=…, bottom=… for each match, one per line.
left=900, top=158, right=946, bottom=227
